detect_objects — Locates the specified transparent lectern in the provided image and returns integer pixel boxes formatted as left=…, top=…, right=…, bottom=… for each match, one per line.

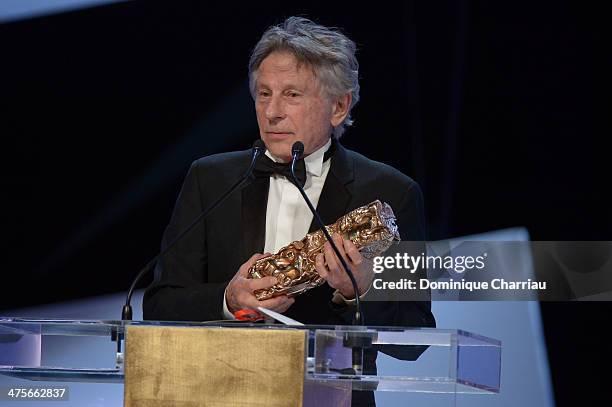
left=0, top=318, right=500, bottom=406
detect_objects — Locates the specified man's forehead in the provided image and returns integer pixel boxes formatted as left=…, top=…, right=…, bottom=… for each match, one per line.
left=256, top=52, right=317, bottom=82
left=261, top=53, right=299, bottom=70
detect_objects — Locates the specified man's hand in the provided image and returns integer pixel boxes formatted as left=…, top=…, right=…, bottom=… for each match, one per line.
left=225, top=253, right=295, bottom=314
left=315, top=234, right=374, bottom=299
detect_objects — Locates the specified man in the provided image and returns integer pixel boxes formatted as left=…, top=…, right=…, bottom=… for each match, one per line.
left=143, top=18, right=434, bottom=403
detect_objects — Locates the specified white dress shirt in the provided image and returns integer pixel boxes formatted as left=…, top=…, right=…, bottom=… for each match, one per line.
left=222, top=139, right=332, bottom=319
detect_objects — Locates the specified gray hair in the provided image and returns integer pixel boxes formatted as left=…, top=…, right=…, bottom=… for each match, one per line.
left=248, top=17, right=360, bottom=138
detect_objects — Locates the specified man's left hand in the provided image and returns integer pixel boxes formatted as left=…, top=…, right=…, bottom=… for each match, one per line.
left=315, top=233, right=374, bottom=299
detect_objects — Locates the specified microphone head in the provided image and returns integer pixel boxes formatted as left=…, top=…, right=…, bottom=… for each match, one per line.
left=253, top=139, right=267, bottom=154
left=291, top=141, right=305, bottom=158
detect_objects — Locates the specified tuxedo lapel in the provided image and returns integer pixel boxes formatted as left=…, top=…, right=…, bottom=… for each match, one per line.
left=308, top=142, right=355, bottom=233
left=241, top=177, right=269, bottom=259
left=240, top=142, right=354, bottom=250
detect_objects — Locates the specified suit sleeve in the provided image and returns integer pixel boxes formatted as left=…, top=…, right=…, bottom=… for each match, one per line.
left=387, top=181, right=435, bottom=328
left=143, top=162, right=228, bottom=322
left=331, top=181, right=436, bottom=330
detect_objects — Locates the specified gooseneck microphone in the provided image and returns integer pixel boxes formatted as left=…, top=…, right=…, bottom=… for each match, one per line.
left=120, top=139, right=267, bottom=321
left=289, top=141, right=363, bottom=326
left=290, top=141, right=369, bottom=375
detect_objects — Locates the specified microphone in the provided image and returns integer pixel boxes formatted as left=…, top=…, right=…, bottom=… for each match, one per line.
left=120, top=139, right=267, bottom=321
left=290, top=141, right=369, bottom=375
left=113, top=140, right=266, bottom=365
left=289, top=141, right=363, bottom=326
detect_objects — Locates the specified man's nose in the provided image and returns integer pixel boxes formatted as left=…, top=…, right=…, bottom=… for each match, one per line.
left=265, top=95, right=286, bottom=121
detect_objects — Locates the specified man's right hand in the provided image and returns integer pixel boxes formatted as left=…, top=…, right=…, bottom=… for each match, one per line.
left=225, top=253, right=295, bottom=314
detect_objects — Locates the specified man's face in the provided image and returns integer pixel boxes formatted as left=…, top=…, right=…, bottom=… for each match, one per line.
left=254, top=52, right=348, bottom=162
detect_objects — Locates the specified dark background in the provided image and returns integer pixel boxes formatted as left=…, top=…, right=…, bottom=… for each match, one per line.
left=1, top=1, right=610, bottom=404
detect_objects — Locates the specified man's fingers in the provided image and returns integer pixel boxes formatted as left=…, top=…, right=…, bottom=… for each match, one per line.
left=324, top=241, right=340, bottom=273
left=247, top=276, right=278, bottom=291
left=274, top=297, right=295, bottom=313
left=315, top=253, right=328, bottom=278
left=234, top=295, right=261, bottom=311
left=343, top=239, right=363, bottom=265
left=329, top=233, right=352, bottom=266
left=258, top=295, right=294, bottom=312
left=334, top=234, right=355, bottom=266
left=238, top=253, right=269, bottom=277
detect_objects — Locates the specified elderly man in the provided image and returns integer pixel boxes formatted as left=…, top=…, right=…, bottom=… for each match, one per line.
left=144, top=16, right=433, bottom=334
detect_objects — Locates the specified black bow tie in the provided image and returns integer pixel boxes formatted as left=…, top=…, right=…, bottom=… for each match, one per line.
left=253, top=140, right=336, bottom=187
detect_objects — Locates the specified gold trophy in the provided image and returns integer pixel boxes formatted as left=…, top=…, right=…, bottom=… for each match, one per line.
left=248, top=200, right=400, bottom=300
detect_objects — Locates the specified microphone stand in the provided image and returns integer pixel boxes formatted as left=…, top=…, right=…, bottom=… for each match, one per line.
left=289, top=141, right=370, bottom=375
left=112, top=140, right=266, bottom=365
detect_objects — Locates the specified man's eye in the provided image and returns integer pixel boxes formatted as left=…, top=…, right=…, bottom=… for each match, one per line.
left=288, top=92, right=300, bottom=98
left=258, top=91, right=270, bottom=98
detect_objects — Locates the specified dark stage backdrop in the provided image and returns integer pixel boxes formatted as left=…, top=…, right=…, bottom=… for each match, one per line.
left=1, top=1, right=609, bottom=405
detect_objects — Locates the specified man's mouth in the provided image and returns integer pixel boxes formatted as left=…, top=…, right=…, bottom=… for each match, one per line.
left=266, top=131, right=294, bottom=138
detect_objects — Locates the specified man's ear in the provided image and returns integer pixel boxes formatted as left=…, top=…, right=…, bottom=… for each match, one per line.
left=330, top=93, right=352, bottom=127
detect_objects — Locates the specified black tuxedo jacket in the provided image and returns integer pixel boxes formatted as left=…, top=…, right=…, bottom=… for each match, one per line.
left=143, top=142, right=435, bottom=329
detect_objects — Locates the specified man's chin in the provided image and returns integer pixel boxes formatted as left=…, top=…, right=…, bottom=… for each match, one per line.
left=264, top=142, right=295, bottom=163
left=270, top=151, right=292, bottom=163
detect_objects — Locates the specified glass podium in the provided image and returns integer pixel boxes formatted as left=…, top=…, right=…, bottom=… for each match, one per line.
left=0, top=318, right=501, bottom=404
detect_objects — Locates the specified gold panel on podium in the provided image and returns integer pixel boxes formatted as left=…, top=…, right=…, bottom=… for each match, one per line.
left=124, top=325, right=307, bottom=407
